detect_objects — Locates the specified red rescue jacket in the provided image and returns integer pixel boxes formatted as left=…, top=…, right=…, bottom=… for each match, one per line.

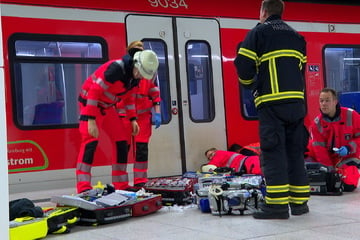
left=309, top=107, right=360, bottom=167
left=79, top=55, right=139, bottom=119
left=208, top=150, right=262, bottom=175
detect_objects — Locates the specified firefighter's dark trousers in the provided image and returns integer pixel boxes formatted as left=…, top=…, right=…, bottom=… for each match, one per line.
left=258, top=102, right=310, bottom=207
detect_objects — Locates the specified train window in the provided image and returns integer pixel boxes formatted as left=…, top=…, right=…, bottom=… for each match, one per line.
left=240, top=86, right=257, bottom=119
left=324, top=46, right=360, bottom=112
left=185, top=41, right=215, bottom=122
left=15, top=41, right=103, bottom=58
left=143, top=40, right=171, bottom=124
left=9, top=34, right=107, bottom=129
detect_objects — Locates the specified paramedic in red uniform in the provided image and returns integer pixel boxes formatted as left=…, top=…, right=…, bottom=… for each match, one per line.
left=307, top=88, right=360, bottom=192
left=234, top=0, right=310, bottom=219
left=132, top=76, right=161, bottom=187
left=228, top=142, right=261, bottom=156
left=76, top=49, right=159, bottom=193
left=202, top=148, right=262, bottom=175
left=119, top=40, right=162, bottom=188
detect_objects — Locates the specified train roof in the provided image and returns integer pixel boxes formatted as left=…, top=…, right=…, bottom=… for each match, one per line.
left=2, top=0, right=360, bottom=24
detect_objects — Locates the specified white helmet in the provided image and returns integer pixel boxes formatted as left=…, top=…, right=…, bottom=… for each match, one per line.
left=201, top=164, right=217, bottom=173
left=133, top=50, right=159, bottom=80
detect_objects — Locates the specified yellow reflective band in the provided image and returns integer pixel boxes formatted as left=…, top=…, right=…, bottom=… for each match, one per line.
left=269, top=58, right=279, bottom=93
left=254, top=91, right=304, bottom=106
left=289, top=185, right=310, bottom=193
left=260, top=49, right=306, bottom=63
left=266, top=184, right=289, bottom=193
left=265, top=196, right=289, bottom=204
left=239, top=77, right=254, bottom=85
left=289, top=196, right=310, bottom=202
left=238, top=47, right=259, bottom=63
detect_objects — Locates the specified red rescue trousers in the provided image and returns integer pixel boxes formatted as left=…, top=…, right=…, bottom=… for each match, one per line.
left=133, top=112, right=152, bottom=185
left=76, top=105, right=131, bottom=193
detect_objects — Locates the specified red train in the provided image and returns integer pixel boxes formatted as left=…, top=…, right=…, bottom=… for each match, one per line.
left=2, top=0, right=360, bottom=191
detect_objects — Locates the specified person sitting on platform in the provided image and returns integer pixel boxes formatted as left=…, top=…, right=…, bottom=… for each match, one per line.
left=307, top=88, right=360, bottom=192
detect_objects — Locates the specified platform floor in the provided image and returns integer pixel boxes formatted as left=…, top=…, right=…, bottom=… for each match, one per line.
left=9, top=186, right=360, bottom=240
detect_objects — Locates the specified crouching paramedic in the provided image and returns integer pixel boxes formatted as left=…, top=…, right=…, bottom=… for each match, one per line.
left=76, top=50, right=159, bottom=193
left=307, top=88, right=360, bottom=192
left=202, top=148, right=262, bottom=175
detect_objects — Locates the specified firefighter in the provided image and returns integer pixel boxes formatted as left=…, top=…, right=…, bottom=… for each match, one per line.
left=234, top=0, right=310, bottom=219
left=76, top=49, right=159, bottom=193
left=308, top=88, right=360, bottom=192
left=202, top=148, right=262, bottom=175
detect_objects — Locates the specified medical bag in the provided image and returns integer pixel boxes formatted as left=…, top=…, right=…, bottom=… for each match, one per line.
left=144, top=176, right=198, bottom=205
left=207, top=175, right=265, bottom=216
left=306, top=162, right=343, bottom=196
left=42, top=206, right=80, bottom=234
left=10, top=217, right=48, bottom=240
left=127, top=194, right=163, bottom=217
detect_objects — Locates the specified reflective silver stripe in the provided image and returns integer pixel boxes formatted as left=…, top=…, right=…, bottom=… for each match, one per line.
left=112, top=175, right=129, bottom=183
left=235, top=156, right=248, bottom=172
left=134, top=171, right=147, bottom=179
left=226, top=153, right=240, bottom=167
left=87, top=99, right=98, bottom=106
left=337, top=157, right=360, bottom=167
left=135, top=94, right=147, bottom=99
left=77, top=163, right=92, bottom=173
left=116, top=108, right=126, bottom=114
left=104, top=91, right=119, bottom=102
left=112, top=163, right=127, bottom=171
left=91, top=74, right=109, bottom=90
left=126, top=104, right=135, bottom=110
left=81, top=89, right=88, bottom=96
left=149, top=86, right=159, bottom=93
left=349, top=141, right=357, bottom=154
left=134, top=162, right=148, bottom=170
left=137, top=107, right=152, bottom=114
left=312, top=141, right=326, bottom=147
left=355, top=132, right=360, bottom=137
left=346, top=108, right=353, bottom=126
left=77, top=174, right=91, bottom=182
left=98, top=101, right=115, bottom=108
left=314, top=116, right=323, bottom=133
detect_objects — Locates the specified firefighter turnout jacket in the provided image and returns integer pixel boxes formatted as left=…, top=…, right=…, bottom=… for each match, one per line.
left=234, top=15, right=309, bottom=207
left=234, top=15, right=307, bottom=109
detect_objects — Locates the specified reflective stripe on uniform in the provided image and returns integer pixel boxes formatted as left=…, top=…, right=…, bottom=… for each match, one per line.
left=225, top=153, right=240, bottom=167
left=77, top=162, right=91, bottom=173
left=254, top=91, right=304, bottom=107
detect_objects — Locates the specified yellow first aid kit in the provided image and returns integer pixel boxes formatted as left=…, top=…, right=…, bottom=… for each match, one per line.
left=9, top=216, right=48, bottom=240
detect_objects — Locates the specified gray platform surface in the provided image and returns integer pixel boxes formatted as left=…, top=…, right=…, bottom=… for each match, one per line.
left=9, top=186, right=360, bottom=240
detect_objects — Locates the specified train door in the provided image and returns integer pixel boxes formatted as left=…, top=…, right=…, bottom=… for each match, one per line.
left=126, top=15, right=226, bottom=176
